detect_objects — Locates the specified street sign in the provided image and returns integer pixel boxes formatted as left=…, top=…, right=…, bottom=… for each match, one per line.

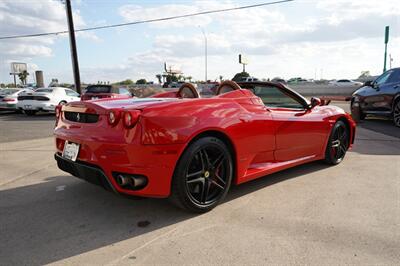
left=383, top=26, right=390, bottom=72
left=10, top=62, right=27, bottom=74
left=239, top=54, right=248, bottom=65
left=384, top=26, right=389, bottom=44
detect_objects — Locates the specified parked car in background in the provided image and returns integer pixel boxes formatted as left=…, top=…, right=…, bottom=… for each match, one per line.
left=240, top=77, right=259, bottom=82
left=287, top=77, right=308, bottom=84
left=330, top=79, right=363, bottom=86
left=81, top=85, right=133, bottom=101
left=0, top=88, right=20, bottom=99
left=0, top=88, right=34, bottom=112
left=351, top=68, right=400, bottom=127
left=17, top=87, right=80, bottom=116
left=271, top=77, right=287, bottom=84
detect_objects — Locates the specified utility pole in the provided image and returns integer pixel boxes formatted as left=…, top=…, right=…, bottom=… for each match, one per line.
left=383, top=26, right=389, bottom=73
left=199, top=26, right=208, bottom=83
left=65, top=0, right=81, bottom=93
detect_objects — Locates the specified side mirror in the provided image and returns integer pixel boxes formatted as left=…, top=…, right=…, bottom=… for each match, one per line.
left=310, top=97, right=321, bottom=109
left=364, top=80, right=373, bottom=87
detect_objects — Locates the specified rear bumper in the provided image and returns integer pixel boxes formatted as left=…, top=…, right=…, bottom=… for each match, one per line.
left=54, top=131, right=186, bottom=198
left=55, top=153, right=117, bottom=193
left=0, top=103, right=17, bottom=110
left=17, top=101, right=56, bottom=112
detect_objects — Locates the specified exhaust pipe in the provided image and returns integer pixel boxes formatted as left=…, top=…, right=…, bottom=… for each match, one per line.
left=131, top=175, right=147, bottom=188
left=115, top=174, right=148, bottom=189
left=116, top=175, right=130, bottom=187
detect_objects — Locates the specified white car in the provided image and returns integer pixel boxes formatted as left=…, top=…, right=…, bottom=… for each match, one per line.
left=17, top=87, right=80, bottom=115
left=330, top=79, right=363, bottom=86
left=0, top=88, right=34, bottom=112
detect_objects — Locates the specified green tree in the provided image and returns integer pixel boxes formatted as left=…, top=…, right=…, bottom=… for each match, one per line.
left=187, top=76, right=192, bottom=82
left=232, top=71, right=249, bottom=82
left=6, top=83, right=16, bottom=88
left=166, top=74, right=178, bottom=83
left=18, top=70, right=29, bottom=85
left=358, top=71, right=371, bottom=80
left=112, top=79, right=134, bottom=85
left=136, top=79, right=147, bottom=85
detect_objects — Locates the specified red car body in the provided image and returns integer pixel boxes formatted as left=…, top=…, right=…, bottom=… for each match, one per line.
left=54, top=81, right=355, bottom=208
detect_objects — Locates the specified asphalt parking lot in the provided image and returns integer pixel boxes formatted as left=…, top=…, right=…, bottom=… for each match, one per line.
left=0, top=102, right=399, bottom=265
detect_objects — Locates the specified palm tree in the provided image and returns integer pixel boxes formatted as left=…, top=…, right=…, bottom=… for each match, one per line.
left=155, top=74, right=162, bottom=84
left=18, top=70, right=29, bottom=85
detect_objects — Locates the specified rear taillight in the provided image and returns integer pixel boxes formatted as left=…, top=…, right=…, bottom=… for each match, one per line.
left=2, top=98, right=15, bottom=102
left=55, top=105, right=62, bottom=119
left=56, top=138, right=65, bottom=151
left=108, top=110, right=121, bottom=126
left=123, top=110, right=141, bottom=128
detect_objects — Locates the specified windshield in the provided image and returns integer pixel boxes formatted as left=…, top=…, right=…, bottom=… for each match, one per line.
left=86, top=86, right=111, bottom=93
left=250, top=85, right=304, bottom=109
left=0, top=89, right=19, bottom=95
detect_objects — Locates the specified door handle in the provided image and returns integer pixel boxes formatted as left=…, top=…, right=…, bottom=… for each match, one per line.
left=394, top=85, right=399, bottom=89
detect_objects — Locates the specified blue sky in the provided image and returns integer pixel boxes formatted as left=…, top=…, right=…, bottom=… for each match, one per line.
left=0, top=0, right=399, bottom=85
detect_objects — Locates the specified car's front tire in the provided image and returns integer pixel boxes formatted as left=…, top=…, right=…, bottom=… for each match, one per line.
left=170, top=137, right=233, bottom=213
left=393, top=100, right=400, bottom=127
left=324, top=121, right=350, bottom=165
left=351, top=101, right=365, bottom=121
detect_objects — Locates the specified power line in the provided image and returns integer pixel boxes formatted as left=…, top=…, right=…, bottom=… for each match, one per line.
left=0, top=0, right=294, bottom=40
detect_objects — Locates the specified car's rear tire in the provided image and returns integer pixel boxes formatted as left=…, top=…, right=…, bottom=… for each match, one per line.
left=170, top=137, right=233, bottom=213
left=24, top=110, right=37, bottom=116
left=393, top=100, right=400, bottom=127
left=324, top=121, right=350, bottom=165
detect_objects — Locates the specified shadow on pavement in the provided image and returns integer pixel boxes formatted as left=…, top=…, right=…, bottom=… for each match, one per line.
left=349, top=116, right=400, bottom=156
left=357, top=116, right=399, bottom=139
left=0, top=161, right=327, bottom=265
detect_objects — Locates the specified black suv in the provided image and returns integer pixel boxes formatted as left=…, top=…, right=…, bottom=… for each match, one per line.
left=351, top=68, right=400, bottom=127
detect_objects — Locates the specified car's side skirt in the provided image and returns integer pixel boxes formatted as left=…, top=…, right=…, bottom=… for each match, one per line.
left=237, top=154, right=322, bottom=184
left=364, top=110, right=392, bottom=116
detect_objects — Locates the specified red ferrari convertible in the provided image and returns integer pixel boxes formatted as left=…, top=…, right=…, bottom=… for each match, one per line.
left=54, top=81, right=356, bottom=212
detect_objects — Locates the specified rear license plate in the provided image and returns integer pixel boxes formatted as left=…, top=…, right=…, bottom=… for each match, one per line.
left=91, top=97, right=99, bottom=100
left=24, top=105, right=33, bottom=110
left=62, top=141, right=80, bottom=161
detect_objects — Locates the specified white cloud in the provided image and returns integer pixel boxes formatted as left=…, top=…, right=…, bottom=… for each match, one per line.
left=111, top=0, right=399, bottom=81
left=119, top=3, right=212, bottom=28
left=0, top=0, right=100, bottom=82
left=2, top=0, right=399, bottom=84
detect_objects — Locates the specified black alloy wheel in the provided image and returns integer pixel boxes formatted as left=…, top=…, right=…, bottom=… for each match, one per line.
left=393, top=100, right=400, bottom=127
left=170, top=137, right=233, bottom=212
left=325, top=121, right=349, bottom=165
left=350, top=101, right=365, bottom=121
